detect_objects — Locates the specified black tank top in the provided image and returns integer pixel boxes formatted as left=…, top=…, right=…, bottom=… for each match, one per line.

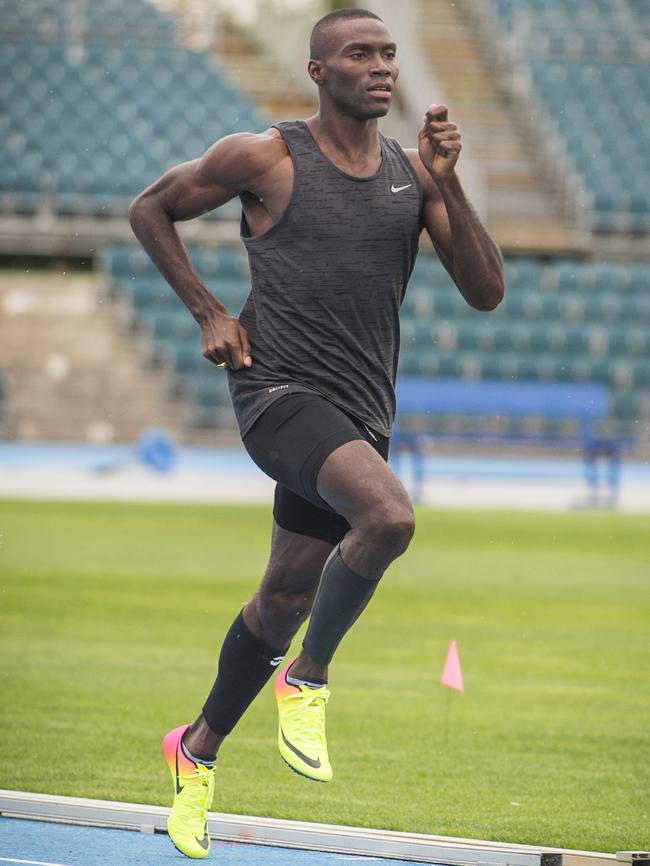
left=227, top=119, right=422, bottom=438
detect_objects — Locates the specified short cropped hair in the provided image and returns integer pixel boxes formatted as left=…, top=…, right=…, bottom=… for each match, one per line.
left=310, top=8, right=384, bottom=61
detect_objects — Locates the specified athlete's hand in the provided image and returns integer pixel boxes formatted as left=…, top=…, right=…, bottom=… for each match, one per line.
left=418, top=104, right=462, bottom=182
left=200, top=310, right=252, bottom=370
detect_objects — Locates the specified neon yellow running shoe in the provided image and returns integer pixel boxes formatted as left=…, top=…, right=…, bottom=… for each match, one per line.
left=274, top=659, right=332, bottom=783
left=162, top=724, right=214, bottom=859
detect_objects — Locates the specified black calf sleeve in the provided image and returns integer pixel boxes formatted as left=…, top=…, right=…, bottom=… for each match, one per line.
left=202, top=610, right=286, bottom=736
left=302, top=543, right=379, bottom=667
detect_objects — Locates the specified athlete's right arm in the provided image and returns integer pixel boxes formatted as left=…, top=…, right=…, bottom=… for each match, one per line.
left=128, top=132, right=267, bottom=370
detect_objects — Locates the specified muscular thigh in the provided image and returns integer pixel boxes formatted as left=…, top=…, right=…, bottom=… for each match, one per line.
left=316, top=439, right=413, bottom=526
left=243, top=393, right=389, bottom=510
left=243, top=391, right=392, bottom=542
left=273, top=483, right=351, bottom=546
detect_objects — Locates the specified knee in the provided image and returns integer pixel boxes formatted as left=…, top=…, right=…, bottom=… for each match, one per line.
left=362, top=503, right=415, bottom=557
left=253, top=583, right=314, bottom=644
left=261, top=585, right=313, bottom=623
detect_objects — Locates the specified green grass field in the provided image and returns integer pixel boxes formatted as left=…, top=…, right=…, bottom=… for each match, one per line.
left=1, top=499, right=648, bottom=852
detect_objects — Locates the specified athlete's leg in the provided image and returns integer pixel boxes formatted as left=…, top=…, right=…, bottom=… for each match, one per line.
left=244, top=518, right=336, bottom=647
left=225, top=393, right=409, bottom=780
left=290, top=438, right=415, bottom=683
left=319, top=439, right=415, bottom=577
left=182, top=519, right=334, bottom=760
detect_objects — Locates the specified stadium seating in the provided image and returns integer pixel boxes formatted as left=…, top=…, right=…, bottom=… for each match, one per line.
left=627, top=0, right=650, bottom=30
left=105, top=242, right=251, bottom=427
left=486, top=0, right=650, bottom=233
left=0, top=0, right=266, bottom=216
left=4, top=0, right=645, bottom=234
left=104, top=243, right=649, bottom=438
left=400, top=256, right=649, bottom=438
left=0, top=0, right=175, bottom=43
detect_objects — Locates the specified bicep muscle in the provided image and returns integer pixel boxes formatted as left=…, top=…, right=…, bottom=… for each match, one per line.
left=133, top=132, right=265, bottom=222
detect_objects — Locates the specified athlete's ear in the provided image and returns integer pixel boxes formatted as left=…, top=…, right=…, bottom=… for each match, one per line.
left=308, top=59, right=325, bottom=86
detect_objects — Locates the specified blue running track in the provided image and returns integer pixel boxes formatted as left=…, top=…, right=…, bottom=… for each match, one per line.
left=0, top=818, right=436, bottom=866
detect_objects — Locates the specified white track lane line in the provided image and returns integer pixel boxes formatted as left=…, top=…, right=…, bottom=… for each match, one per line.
left=0, top=858, right=72, bottom=866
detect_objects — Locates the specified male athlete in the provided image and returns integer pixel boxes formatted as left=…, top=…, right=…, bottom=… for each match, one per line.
left=130, top=7, right=503, bottom=859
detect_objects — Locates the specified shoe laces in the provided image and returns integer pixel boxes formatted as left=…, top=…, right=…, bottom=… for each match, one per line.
left=177, top=764, right=214, bottom=825
left=284, top=686, right=330, bottom=749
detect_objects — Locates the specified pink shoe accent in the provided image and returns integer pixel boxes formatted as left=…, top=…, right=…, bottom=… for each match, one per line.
left=274, top=657, right=299, bottom=700
left=162, top=724, right=194, bottom=776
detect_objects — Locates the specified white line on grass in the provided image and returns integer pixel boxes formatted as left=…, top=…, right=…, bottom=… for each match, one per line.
left=0, top=858, right=72, bottom=866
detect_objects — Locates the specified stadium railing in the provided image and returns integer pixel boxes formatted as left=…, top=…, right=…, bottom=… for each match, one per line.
left=392, top=377, right=634, bottom=505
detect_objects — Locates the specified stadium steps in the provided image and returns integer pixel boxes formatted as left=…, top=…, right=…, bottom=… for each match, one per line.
left=415, top=0, right=587, bottom=254
left=148, top=0, right=314, bottom=119
left=153, top=1, right=316, bottom=119
left=211, top=17, right=317, bottom=121
left=0, top=368, right=12, bottom=438
left=0, top=272, right=193, bottom=443
left=484, top=0, right=650, bottom=242
left=104, top=242, right=250, bottom=438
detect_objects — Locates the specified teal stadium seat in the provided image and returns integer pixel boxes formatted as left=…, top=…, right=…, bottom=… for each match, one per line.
left=395, top=254, right=650, bottom=438
left=486, top=0, right=650, bottom=233
left=103, top=242, right=650, bottom=435
left=0, top=1, right=267, bottom=216
left=130, top=281, right=174, bottom=311
left=191, top=373, right=232, bottom=426
left=0, top=0, right=175, bottom=43
left=105, top=242, right=252, bottom=427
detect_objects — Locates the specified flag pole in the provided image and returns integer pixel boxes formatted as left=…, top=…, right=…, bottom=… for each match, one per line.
left=441, top=639, right=464, bottom=746
left=444, top=688, right=451, bottom=746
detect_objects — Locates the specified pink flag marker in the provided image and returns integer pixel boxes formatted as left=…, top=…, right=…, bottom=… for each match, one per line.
left=441, top=639, right=464, bottom=694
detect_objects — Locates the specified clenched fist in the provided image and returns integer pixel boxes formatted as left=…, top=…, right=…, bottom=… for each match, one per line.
left=200, top=310, right=252, bottom=370
left=418, top=104, right=462, bottom=182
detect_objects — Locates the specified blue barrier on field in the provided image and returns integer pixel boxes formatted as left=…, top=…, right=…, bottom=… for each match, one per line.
left=393, top=377, right=634, bottom=505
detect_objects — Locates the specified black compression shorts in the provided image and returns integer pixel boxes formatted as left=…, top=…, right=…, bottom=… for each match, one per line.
left=242, top=392, right=390, bottom=545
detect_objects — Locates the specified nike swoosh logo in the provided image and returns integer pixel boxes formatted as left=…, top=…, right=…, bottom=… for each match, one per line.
left=281, top=728, right=321, bottom=769
left=391, top=183, right=412, bottom=193
left=195, top=829, right=209, bottom=850
left=175, top=749, right=184, bottom=795
left=270, top=655, right=284, bottom=667
left=363, top=423, right=378, bottom=442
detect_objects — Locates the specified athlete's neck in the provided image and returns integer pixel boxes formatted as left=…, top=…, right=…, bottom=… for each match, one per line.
left=305, top=110, right=380, bottom=169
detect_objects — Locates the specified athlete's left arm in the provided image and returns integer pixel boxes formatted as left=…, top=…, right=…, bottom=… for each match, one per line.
left=406, top=104, right=505, bottom=312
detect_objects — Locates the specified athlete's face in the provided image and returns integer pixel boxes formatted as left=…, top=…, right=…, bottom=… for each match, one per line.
left=313, top=19, right=399, bottom=119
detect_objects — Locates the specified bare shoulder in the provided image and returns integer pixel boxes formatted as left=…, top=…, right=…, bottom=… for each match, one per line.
left=197, top=126, right=289, bottom=193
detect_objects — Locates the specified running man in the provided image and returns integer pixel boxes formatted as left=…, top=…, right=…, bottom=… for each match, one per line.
left=130, top=7, right=504, bottom=859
